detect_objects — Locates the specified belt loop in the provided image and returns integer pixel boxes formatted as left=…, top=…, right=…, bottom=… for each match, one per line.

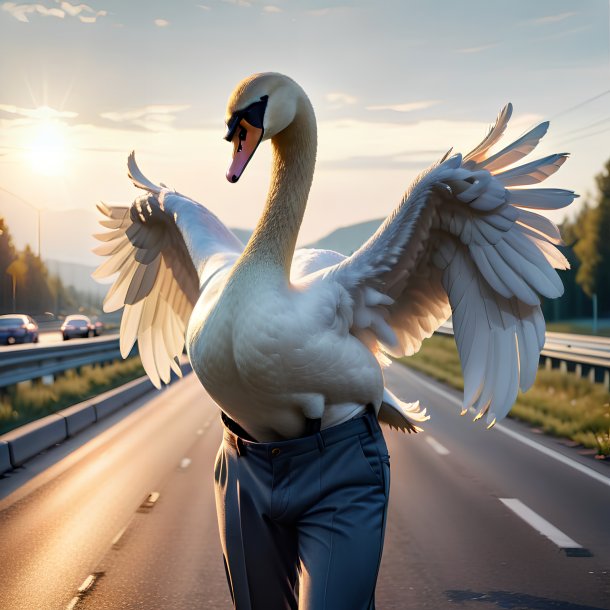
left=236, top=436, right=246, bottom=457
left=364, top=404, right=376, bottom=437
left=315, top=432, right=325, bottom=452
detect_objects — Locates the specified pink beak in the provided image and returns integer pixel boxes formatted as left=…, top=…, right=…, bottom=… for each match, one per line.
left=226, top=121, right=264, bottom=183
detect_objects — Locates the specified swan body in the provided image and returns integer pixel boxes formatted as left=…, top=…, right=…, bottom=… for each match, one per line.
left=94, top=72, right=576, bottom=442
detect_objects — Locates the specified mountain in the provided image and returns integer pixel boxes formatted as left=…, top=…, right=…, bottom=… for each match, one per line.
left=42, top=217, right=383, bottom=297
left=46, top=259, right=108, bottom=299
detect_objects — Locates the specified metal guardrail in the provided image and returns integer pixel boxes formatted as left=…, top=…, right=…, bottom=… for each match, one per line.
left=437, top=324, right=610, bottom=389
left=0, top=335, right=133, bottom=389
left=2, top=326, right=610, bottom=390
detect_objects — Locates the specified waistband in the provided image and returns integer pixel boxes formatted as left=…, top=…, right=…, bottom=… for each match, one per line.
left=222, top=407, right=379, bottom=459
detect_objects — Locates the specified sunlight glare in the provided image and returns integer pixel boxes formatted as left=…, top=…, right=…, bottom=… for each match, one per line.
left=26, top=117, right=69, bottom=176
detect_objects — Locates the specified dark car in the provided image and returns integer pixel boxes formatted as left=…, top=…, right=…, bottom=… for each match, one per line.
left=0, top=314, right=39, bottom=345
left=61, top=315, right=96, bottom=340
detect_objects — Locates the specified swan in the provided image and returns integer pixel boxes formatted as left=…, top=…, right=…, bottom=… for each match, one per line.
left=94, top=72, right=576, bottom=442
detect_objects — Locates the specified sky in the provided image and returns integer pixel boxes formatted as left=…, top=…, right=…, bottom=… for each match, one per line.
left=0, top=0, right=608, bottom=266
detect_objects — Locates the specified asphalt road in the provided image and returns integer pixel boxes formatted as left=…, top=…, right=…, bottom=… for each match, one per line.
left=0, top=364, right=608, bottom=610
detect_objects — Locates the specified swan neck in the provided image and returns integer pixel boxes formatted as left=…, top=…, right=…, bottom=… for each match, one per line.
left=245, top=101, right=316, bottom=274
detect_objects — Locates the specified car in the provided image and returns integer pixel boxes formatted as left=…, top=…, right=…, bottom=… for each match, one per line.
left=92, top=319, right=104, bottom=336
left=61, top=315, right=96, bottom=340
left=0, top=314, right=39, bottom=345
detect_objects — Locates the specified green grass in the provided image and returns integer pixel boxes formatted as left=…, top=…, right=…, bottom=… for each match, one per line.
left=399, top=334, right=610, bottom=457
left=0, top=357, right=145, bottom=435
left=546, top=321, right=610, bottom=337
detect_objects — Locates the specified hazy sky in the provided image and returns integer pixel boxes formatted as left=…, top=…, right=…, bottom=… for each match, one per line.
left=0, top=0, right=608, bottom=264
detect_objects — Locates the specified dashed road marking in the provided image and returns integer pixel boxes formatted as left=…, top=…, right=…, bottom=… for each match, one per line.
left=425, top=436, right=450, bottom=455
left=65, top=596, right=79, bottom=610
left=499, top=498, right=588, bottom=553
left=400, top=367, right=610, bottom=489
left=78, top=573, right=98, bottom=594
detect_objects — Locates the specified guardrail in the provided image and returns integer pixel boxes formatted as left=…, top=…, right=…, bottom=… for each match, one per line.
left=2, top=326, right=610, bottom=392
left=437, top=324, right=610, bottom=390
left=0, top=362, right=192, bottom=475
left=0, top=335, right=133, bottom=389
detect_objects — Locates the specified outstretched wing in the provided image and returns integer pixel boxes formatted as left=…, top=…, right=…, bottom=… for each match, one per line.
left=93, top=153, right=244, bottom=388
left=320, top=104, right=576, bottom=426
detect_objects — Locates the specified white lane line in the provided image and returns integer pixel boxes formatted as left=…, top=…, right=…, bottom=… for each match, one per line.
left=78, top=574, right=97, bottom=594
left=147, top=491, right=160, bottom=504
left=425, top=436, right=450, bottom=455
left=65, top=597, right=80, bottom=610
left=500, top=498, right=582, bottom=549
left=494, top=425, right=610, bottom=489
left=400, top=367, right=610, bottom=489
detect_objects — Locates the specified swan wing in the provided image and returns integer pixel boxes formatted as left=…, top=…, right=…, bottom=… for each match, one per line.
left=93, top=153, right=244, bottom=388
left=321, top=104, right=576, bottom=426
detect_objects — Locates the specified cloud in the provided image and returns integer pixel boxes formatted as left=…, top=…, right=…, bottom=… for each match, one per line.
left=326, top=92, right=357, bottom=108
left=2, top=2, right=63, bottom=21
left=456, top=43, right=498, bottom=54
left=154, top=18, right=169, bottom=27
left=527, top=11, right=576, bottom=25
left=366, top=100, right=440, bottom=113
left=100, top=104, right=190, bottom=132
left=318, top=150, right=445, bottom=171
left=263, top=5, right=281, bottom=12
left=316, top=117, right=497, bottom=172
left=1, top=0, right=106, bottom=23
left=197, top=4, right=211, bottom=9
left=306, top=6, right=351, bottom=17
left=223, top=0, right=252, bottom=7
left=0, top=104, right=78, bottom=120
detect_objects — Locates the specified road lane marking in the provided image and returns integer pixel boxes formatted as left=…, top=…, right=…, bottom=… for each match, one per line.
left=66, top=597, right=80, bottom=610
left=425, top=436, right=450, bottom=455
left=66, top=572, right=104, bottom=609
left=499, top=498, right=584, bottom=550
left=398, top=366, right=610, bottom=489
left=78, top=574, right=95, bottom=593
left=494, top=425, right=610, bottom=489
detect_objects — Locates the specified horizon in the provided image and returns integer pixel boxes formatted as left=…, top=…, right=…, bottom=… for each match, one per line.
left=0, top=0, right=609, bottom=265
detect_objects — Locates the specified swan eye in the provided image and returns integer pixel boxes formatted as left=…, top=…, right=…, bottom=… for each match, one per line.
left=237, top=126, right=248, bottom=152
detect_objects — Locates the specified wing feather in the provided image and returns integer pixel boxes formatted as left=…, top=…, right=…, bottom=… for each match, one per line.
left=95, top=154, right=244, bottom=386
left=314, top=103, right=574, bottom=427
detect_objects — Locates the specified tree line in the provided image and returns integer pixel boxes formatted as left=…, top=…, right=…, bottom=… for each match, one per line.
left=0, top=218, right=101, bottom=316
left=544, top=158, right=610, bottom=323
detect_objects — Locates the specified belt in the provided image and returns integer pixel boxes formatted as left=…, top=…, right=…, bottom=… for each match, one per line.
left=221, top=405, right=377, bottom=459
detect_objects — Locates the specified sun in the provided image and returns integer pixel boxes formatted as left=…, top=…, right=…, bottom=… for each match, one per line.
left=26, top=116, right=70, bottom=176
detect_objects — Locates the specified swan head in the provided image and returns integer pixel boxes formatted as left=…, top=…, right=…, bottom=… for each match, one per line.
left=224, top=72, right=303, bottom=183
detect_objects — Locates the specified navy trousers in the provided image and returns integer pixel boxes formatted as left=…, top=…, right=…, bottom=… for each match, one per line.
left=214, top=409, right=390, bottom=610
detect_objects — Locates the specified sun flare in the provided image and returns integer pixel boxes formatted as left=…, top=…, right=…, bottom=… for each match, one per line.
left=26, top=118, right=69, bottom=176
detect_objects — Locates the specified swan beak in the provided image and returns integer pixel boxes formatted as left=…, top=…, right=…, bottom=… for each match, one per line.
left=226, top=120, right=264, bottom=183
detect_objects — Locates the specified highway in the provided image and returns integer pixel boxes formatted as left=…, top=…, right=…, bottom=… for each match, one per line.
left=0, top=364, right=608, bottom=610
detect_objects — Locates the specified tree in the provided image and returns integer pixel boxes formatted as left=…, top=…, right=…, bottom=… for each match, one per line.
left=571, top=159, right=610, bottom=317
left=0, top=219, right=18, bottom=313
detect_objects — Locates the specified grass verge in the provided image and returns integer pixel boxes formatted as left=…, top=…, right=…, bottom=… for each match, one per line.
left=0, top=357, right=145, bottom=435
left=399, top=334, right=610, bottom=458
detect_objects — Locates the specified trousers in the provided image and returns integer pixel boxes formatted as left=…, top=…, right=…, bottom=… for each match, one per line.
left=214, top=408, right=390, bottom=610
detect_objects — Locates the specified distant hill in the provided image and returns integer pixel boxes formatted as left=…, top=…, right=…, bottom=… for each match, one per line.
left=46, top=259, right=108, bottom=299
left=303, top=218, right=383, bottom=255
left=44, top=218, right=383, bottom=297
